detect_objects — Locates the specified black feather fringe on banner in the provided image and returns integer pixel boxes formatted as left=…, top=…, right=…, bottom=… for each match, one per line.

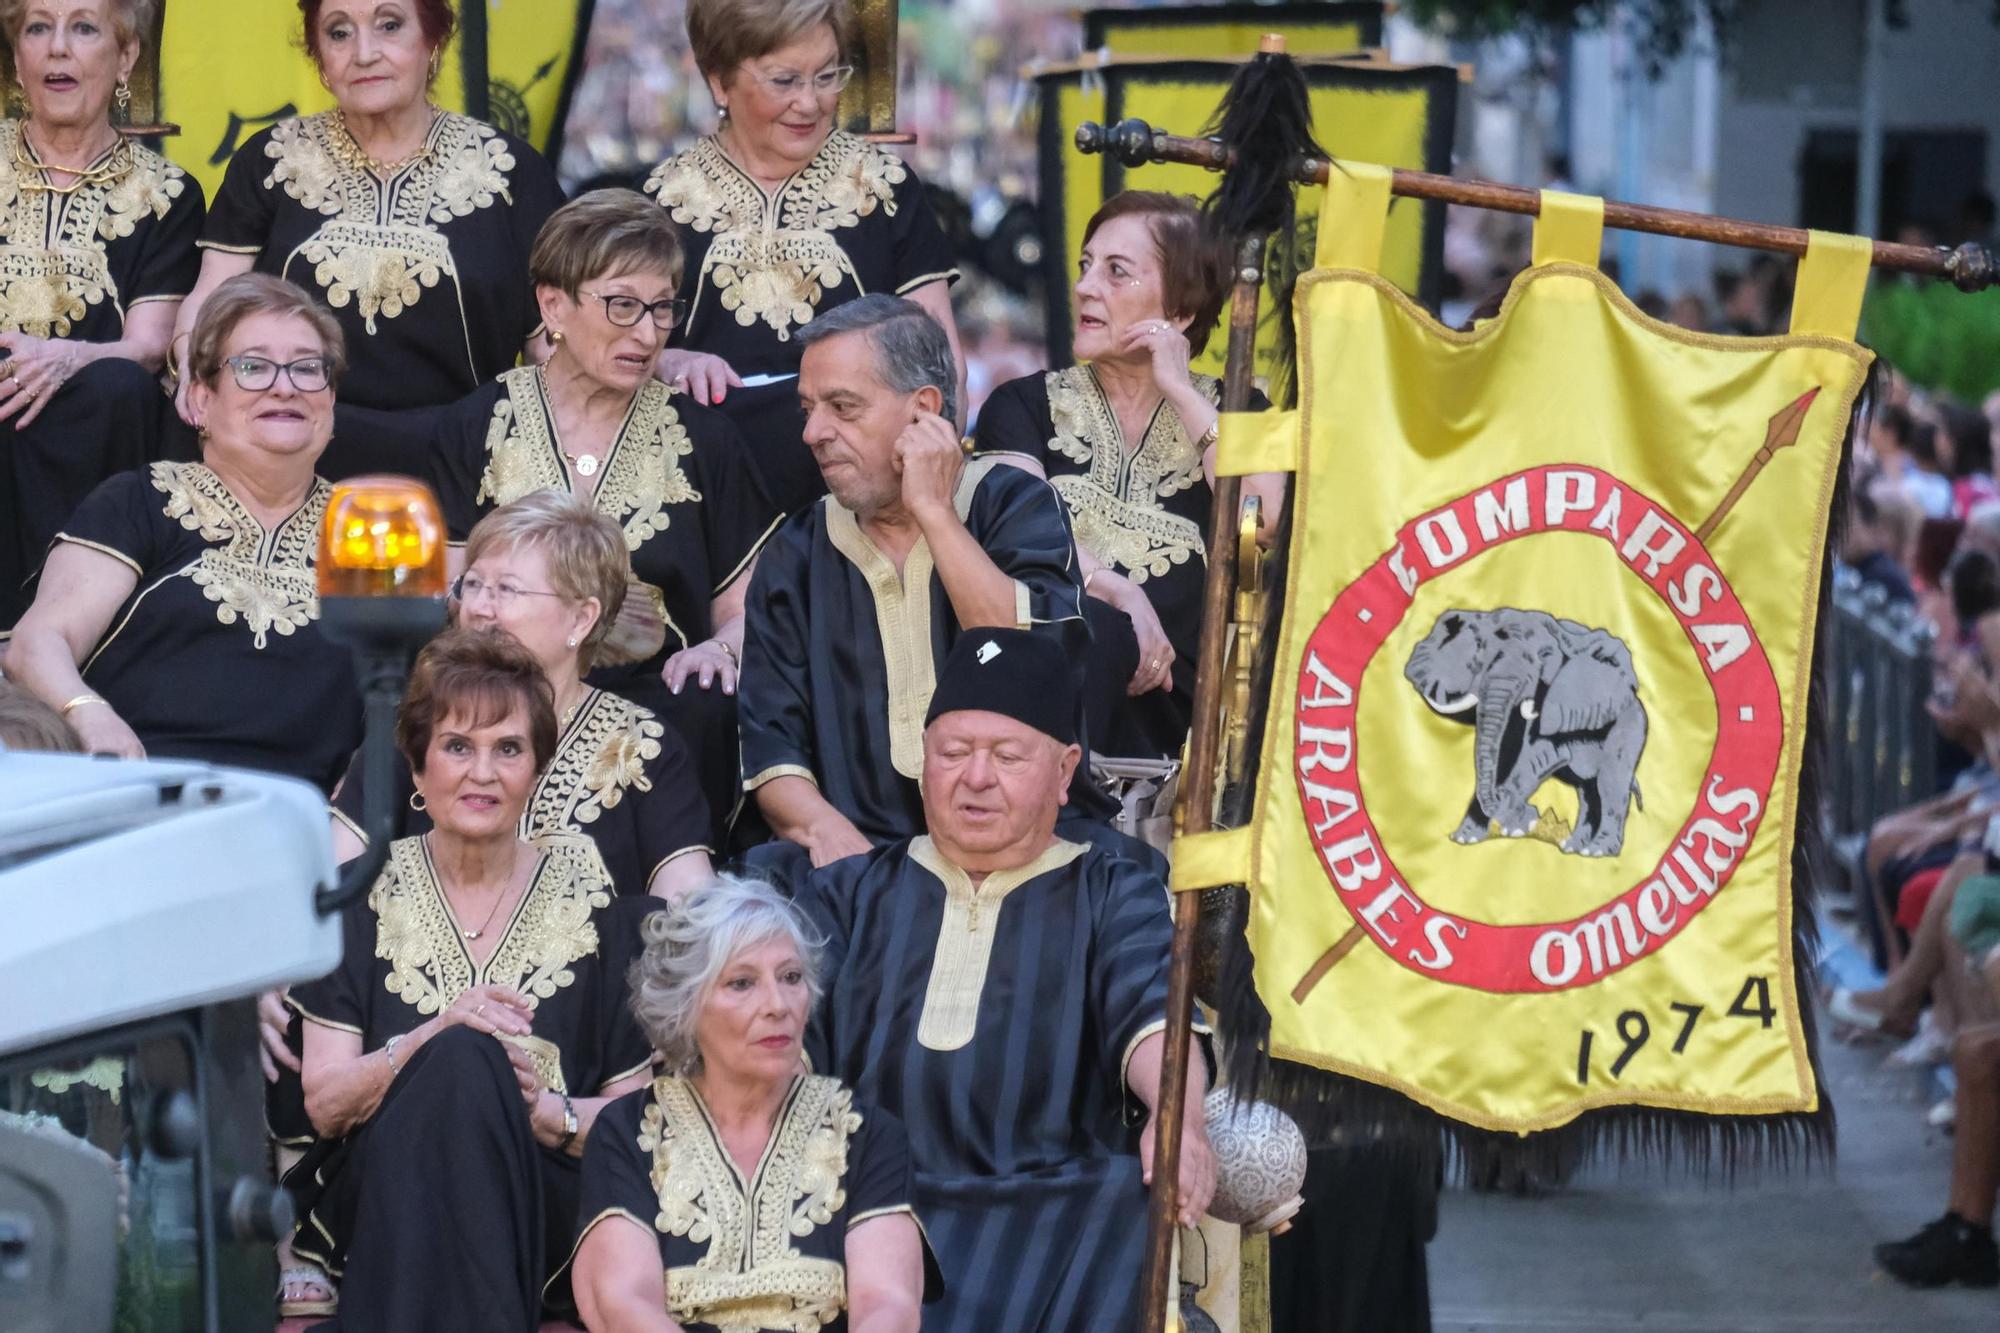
left=1198, top=371, right=1858, bottom=1178
left=1199, top=50, right=1326, bottom=409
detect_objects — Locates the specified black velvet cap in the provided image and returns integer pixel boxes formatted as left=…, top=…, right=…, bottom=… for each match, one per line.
left=923, top=627, right=1078, bottom=745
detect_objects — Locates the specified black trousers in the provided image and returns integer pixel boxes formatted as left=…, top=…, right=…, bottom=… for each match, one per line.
left=286, top=1026, right=570, bottom=1333
left=1268, top=1141, right=1437, bottom=1333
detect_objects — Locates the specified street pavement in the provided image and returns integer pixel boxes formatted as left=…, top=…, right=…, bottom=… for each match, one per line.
left=1429, top=988, right=1996, bottom=1330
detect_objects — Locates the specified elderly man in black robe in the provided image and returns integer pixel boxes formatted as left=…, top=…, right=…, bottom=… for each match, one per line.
left=793, top=627, right=1213, bottom=1330
left=737, top=294, right=1125, bottom=866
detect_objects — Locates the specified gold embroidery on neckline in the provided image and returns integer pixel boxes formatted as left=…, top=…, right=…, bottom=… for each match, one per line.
left=264, top=112, right=514, bottom=332
left=1043, top=365, right=1215, bottom=584
left=373, top=838, right=610, bottom=1056
left=641, top=1074, right=856, bottom=1333
left=0, top=120, right=184, bottom=336
left=521, top=690, right=664, bottom=888
left=148, top=462, right=327, bottom=649
left=910, top=835, right=1089, bottom=1050
left=478, top=367, right=703, bottom=551
left=645, top=131, right=906, bottom=341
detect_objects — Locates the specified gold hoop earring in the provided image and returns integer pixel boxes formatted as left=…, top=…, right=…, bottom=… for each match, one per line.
left=408, top=791, right=427, bottom=813
left=113, top=80, right=130, bottom=113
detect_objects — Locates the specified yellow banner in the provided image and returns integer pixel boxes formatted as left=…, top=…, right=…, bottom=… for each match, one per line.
left=159, top=1, right=592, bottom=199
left=1082, top=3, right=1383, bottom=57
left=1225, top=186, right=1871, bottom=1132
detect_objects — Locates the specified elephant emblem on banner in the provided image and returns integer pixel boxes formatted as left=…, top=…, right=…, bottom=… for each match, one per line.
left=1404, top=608, right=1647, bottom=857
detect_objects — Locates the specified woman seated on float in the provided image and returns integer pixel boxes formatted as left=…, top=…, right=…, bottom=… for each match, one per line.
left=285, top=627, right=657, bottom=1333
left=555, top=874, right=937, bottom=1331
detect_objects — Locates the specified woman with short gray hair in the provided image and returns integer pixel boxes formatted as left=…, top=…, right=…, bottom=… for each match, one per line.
left=556, top=874, right=937, bottom=1330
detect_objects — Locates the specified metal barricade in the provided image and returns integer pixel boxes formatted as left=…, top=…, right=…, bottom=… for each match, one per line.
left=1823, top=565, right=1939, bottom=847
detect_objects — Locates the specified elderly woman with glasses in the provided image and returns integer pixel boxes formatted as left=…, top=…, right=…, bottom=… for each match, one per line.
left=0, top=0, right=204, bottom=628
left=641, top=0, right=964, bottom=514
left=423, top=189, right=781, bottom=841
left=2, top=272, right=359, bottom=792
left=329, top=490, right=715, bottom=900
left=550, top=874, right=935, bottom=1331
left=172, top=0, right=564, bottom=473
left=285, top=627, right=659, bottom=1332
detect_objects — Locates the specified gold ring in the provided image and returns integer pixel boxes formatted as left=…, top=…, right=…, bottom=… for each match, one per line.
left=475, top=1002, right=486, bottom=1015
left=0, top=362, right=14, bottom=380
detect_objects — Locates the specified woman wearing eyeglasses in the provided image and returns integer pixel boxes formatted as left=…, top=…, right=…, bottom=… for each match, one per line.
left=169, top=0, right=564, bottom=475
left=2, top=273, right=361, bottom=793
left=641, top=0, right=964, bottom=515
left=423, top=190, right=781, bottom=842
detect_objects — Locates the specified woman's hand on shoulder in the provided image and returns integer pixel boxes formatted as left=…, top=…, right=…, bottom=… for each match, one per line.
left=657, top=348, right=742, bottom=407
left=664, top=638, right=737, bottom=695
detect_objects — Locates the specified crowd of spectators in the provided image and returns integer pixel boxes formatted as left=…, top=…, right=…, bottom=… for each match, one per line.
left=1823, top=361, right=2000, bottom=1290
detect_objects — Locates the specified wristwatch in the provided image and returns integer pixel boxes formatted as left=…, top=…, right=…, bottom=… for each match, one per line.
left=558, top=1092, right=579, bottom=1150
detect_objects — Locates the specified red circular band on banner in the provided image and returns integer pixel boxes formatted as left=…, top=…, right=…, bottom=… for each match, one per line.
left=1292, top=465, right=1784, bottom=993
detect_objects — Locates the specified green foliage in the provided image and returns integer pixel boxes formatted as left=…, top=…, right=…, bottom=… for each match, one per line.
left=1865, top=278, right=2000, bottom=405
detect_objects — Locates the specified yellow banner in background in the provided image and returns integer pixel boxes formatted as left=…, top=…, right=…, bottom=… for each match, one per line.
left=158, top=1, right=593, bottom=200
left=1224, top=187, right=1871, bottom=1132
left=1082, top=2, right=1383, bottom=57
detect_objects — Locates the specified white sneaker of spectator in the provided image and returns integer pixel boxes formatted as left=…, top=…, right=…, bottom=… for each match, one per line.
left=1887, top=1010, right=1952, bottom=1068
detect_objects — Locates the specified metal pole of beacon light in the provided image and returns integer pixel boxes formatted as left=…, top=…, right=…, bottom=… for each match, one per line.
left=1139, top=231, right=1267, bottom=1332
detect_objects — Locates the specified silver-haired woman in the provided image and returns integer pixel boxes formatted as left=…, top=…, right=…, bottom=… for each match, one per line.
left=554, top=875, right=936, bottom=1331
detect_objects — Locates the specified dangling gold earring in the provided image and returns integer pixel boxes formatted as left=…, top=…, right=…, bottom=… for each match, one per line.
left=428, top=47, right=442, bottom=82
left=408, top=791, right=427, bottom=813
left=113, top=80, right=130, bottom=115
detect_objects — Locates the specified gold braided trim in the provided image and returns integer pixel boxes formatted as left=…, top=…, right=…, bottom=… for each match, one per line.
left=911, top=835, right=1088, bottom=1051
left=147, top=462, right=327, bottom=650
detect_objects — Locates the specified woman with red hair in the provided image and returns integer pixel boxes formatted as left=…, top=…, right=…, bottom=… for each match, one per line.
left=167, top=1, right=563, bottom=473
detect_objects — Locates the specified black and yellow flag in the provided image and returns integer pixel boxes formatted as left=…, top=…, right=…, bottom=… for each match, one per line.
left=1178, top=169, right=1868, bottom=1148
left=159, top=1, right=594, bottom=198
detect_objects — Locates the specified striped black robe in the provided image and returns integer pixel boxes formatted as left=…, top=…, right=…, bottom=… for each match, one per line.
left=795, top=833, right=1188, bottom=1331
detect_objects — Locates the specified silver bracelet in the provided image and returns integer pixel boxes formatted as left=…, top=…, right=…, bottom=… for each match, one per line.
left=382, top=1032, right=405, bottom=1076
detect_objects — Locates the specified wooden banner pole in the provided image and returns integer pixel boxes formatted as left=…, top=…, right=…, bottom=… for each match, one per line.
left=1075, top=119, right=1999, bottom=290
left=1139, top=232, right=1267, bottom=1333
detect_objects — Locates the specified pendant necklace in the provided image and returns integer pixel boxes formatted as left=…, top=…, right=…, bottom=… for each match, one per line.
left=441, top=837, right=518, bottom=942
left=538, top=365, right=603, bottom=477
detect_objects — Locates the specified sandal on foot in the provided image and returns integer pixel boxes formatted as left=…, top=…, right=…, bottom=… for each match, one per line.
left=278, top=1263, right=337, bottom=1317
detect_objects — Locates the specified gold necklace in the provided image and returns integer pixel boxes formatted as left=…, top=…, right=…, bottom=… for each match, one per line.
left=537, top=365, right=605, bottom=477
left=433, top=835, right=522, bottom=942
left=332, top=107, right=439, bottom=177
left=14, top=124, right=129, bottom=195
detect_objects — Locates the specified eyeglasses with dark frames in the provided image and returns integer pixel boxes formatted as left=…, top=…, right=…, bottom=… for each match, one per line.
left=578, top=290, right=689, bottom=330
left=225, top=355, right=331, bottom=393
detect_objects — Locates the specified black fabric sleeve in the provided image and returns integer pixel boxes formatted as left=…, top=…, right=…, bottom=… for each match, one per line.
left=287, top=902, right=376, bottom=1036
left=594, top=898, right=663, bottom=1089
left=845, top=1102, right=918, bottom=1222
left=1088, top=854, right=1179, bottom=1086
left=970, top=375, right=1051, bottom=465
left=635, top=724, right=714, bottom=876
left=54, top=470, right=161, bottom=574
left=423, top=381, right=507, bottom=541
left=198, top=127, right=278, bottom=253
left=736, top=519, right=819, bottom=790
left=501, top=136, right=566, bottom=339
left=887, top=163, right=960, bottom=294
left=792, top=856, right=864, bottom=1072
left=573, top=1089, right=658, bottom=1235
left=680, top=399, right=781, bottom=596
left=967, top=463, right=1087, bottom=644
left=127, top=171, right=206, bottom=304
